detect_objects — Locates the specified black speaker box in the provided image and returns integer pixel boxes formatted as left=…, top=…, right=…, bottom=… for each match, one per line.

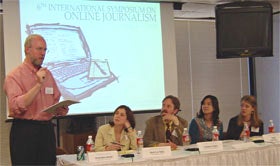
left=215, top=1, right=273, bottom=59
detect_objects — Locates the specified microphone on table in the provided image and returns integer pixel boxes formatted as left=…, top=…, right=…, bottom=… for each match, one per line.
left=121, top=153, right=135, bottom=162
left=121, top=154, right=135, bottom=158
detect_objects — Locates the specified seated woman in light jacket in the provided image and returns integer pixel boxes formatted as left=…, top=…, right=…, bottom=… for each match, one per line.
left=94, top=105, right=137, bottom=151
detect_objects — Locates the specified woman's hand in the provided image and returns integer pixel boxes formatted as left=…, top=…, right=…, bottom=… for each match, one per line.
left=105, top=143, right=123, bottom=151
left=124, top=120, right=131, bottom=129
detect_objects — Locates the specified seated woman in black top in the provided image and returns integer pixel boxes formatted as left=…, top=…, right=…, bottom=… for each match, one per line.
left=226, top=95, right=263, bottom=140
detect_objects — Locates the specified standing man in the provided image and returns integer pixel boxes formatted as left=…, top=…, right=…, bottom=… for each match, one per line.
left=3, top=34, right=69, bottom=165
left=143, top=95, right=188, bottom=149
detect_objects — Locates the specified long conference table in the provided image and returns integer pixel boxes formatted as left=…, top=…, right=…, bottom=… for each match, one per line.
left=57, top=140, right=280, bottom=166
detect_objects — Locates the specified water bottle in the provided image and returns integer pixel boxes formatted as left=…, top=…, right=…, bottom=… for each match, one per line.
left=136, top=130, right=143, bottom=154
left=268, top=120, right=275, bottom=133
left=86, top=135, right=95, bottom=152
left=182, top=128, right=190, bottom=146
left=243, top=122, right=250, bottom=142
left=212, top=126, right=219, bottom=141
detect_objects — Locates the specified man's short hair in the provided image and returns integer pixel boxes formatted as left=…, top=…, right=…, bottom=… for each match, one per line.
left=162, top=95, right=181, bottom=111
left=24, top=34, right=45, bottom=48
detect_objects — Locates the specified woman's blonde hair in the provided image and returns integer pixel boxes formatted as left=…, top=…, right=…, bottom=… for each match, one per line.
left=237, top=95, right=262, bottom=127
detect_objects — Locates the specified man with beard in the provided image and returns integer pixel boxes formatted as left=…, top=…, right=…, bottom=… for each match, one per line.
left=4, top=34, right=69, bottom=165
left=143, top=95, right=188, bottom=149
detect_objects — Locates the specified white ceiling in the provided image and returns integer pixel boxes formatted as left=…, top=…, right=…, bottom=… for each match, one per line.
left=1, top=0, right=278, bottom=17
left=129, top=0, right=277, bottom=3
left=124, top=0, right=231, bottom=2
left=173, top=0, right=279, bottom=19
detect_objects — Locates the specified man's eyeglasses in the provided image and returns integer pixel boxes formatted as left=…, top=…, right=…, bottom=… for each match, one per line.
left=32, top=47, right=48, bottom=53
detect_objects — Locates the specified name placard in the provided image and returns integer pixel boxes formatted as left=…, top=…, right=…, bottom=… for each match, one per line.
left=142, top=146, right=171, bottom=158
left=263, top=133, right=280, bottom=143
left=231, top=142, right=258, bottom=149
left=197, top=141, right=223, bottom=153
left=87, top=151, right=118, bottom=163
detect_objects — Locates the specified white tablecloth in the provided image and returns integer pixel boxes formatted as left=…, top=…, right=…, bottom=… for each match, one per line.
left=57, top=141, right=280, bottom=166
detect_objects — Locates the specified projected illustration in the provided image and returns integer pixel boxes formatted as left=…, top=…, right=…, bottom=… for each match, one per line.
left=26, top=23, right=117, bottom=100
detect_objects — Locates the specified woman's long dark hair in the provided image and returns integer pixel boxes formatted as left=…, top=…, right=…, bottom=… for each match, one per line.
left=197, top=95, right=220, bottom=126
left=109, top=105, right=136, bottom=131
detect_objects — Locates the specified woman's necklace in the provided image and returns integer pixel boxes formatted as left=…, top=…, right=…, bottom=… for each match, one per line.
left=243, top=116, right=251, bottom=123
left=204, top=119, right=213, bottom=128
